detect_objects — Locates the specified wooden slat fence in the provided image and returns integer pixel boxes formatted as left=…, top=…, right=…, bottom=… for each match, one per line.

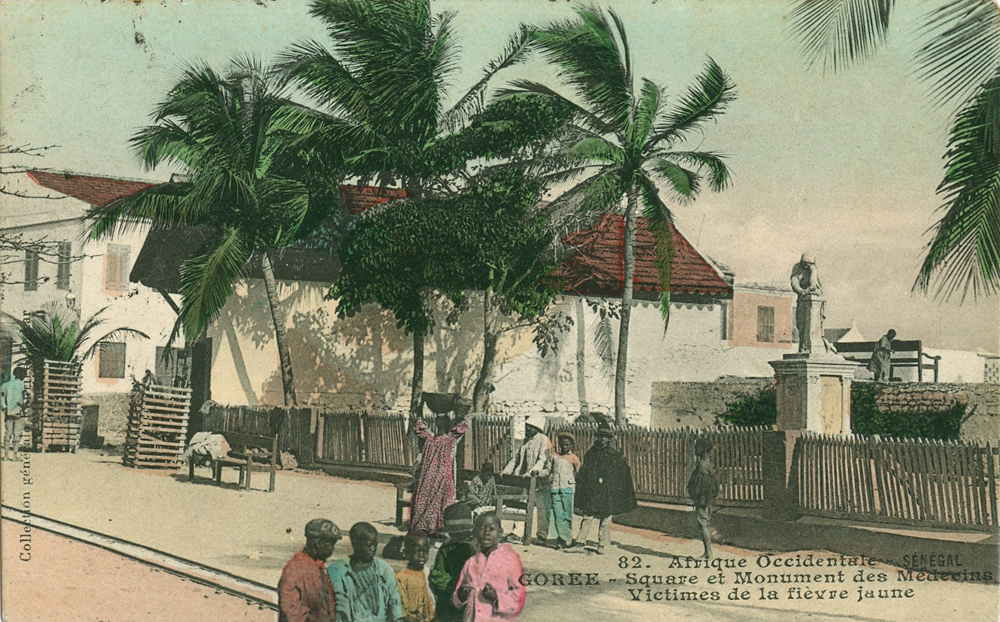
left=470, top=415, right=514, bottom=472
left=360, top=413, right=418, bottom=470
left=205, top=405, right=315, bottom=464
left=796, top=434, right=1000, bottom=531
left=546, top=423, right=766, bottom=507
left=320, top=411, right=364, bottom=464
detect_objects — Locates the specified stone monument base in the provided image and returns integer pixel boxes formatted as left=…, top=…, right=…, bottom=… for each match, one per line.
left=769, top=353, right=859, bottom=434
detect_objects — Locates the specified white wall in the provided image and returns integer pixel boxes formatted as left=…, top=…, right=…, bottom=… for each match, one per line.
left=206, top=283, right=789, bottom=426
left=1, top=211, right=178, bottom=394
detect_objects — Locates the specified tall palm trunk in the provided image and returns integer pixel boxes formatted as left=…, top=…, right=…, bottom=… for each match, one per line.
left=261, top=250, right=297, bottom=407
left=614, top=188, right=639, bottom=424
left=472, top=291, right=501, bottom=413
left=410, top=331, right=424, bottom=417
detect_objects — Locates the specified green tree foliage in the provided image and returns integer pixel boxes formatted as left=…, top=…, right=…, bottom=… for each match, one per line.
left=281, top=0, right=575, bottom=413
left=331, top=170, right=563, bottom=412
left=85, top=57, right=330, bottom=406
left=504, top=6, right=736, bottom=422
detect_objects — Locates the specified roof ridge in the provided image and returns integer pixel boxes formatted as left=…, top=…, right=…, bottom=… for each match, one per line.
left=27, top=168, right=164, bottom=186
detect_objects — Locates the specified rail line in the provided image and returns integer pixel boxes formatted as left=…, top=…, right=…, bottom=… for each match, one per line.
left=1, top=504, right=278, bottom=611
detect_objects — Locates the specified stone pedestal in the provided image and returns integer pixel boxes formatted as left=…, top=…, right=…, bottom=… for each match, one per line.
left=769, top=353, right=859, bottom=434
left=796, top=294, right=827, bottom=354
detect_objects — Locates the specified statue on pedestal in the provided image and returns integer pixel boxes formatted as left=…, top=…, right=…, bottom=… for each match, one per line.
left=790, top=252, right=825, bottom=354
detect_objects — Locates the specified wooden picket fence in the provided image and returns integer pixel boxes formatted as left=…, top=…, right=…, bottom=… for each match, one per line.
left=546, top=423, right=767, bottom=506
left=796, top=434, right=1000, bottom=531
left=360, top=412, right=418, bottom=469
left=470, top=415, right=515, bottom=472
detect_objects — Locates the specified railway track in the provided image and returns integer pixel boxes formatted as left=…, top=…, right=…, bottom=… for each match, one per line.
left=0, top=504, right=278, bottom=611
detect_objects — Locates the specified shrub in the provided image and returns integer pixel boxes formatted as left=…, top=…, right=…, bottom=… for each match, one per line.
left=719, top=384, right=964, bottom=440
left=720, top=388, right=777, bottom=427
left=850, top=383, right=963, bottom=440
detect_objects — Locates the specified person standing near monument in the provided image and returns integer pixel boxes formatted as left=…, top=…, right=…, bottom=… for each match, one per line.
left=868, top=329, right=896, bottom=382
left=572, top=420, right=637, bottom=554
left=687, top=437, right=718, bottom=560
left=790, top=252, right=824, bottom=353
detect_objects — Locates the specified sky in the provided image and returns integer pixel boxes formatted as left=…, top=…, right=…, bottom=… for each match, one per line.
left=1, top=0, right=997, bottom=353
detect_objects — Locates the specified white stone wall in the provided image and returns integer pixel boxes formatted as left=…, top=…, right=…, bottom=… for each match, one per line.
left=206, top=284, right=790, bottom=427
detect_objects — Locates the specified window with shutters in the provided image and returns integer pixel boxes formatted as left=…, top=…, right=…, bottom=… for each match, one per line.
left=98, top=342, right=127, bottom=378
left=757, top=306, right=775, bottom=343
left=105, top=244, right=130, bottom=291
left=719, top=302, right=729, bottom=340
left=24, top=250, right=39, bottom=291
left=57, top=240, right=72, bottom=290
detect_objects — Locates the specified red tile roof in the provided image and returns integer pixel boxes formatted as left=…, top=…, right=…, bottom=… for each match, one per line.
left=26, top=170, right=155, bottom=207
left=554, top=214, right=732, bottom=298
left=339, top=184, right=407, bottom=214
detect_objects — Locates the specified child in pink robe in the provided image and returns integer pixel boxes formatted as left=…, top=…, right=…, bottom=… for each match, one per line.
left=453, top=512, right=525, bottom=621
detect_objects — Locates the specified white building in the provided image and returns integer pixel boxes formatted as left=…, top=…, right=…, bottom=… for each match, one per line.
left=0, top=171, right=179, bottom=396
left=130, top=201, right=794, bottom=426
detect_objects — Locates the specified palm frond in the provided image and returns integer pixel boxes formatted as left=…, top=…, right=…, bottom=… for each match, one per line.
left=629, top=79, right=662, bottom=151
left=567, top=137, right=625, bottom=165
left=497, top=79, right=614, bottom=136
left=914, top=76, right=1000, bottom=300
left=651, top=58, right=736, bottom=146
left=84, top=183, right=195, bottom=241
left=131, top=121, right=205, bottom=172
left=439, top=25, right=533, bottom=134
left=661, top=150, right=733, bottom=191
left=578, top=169, right=628, bottom=213
left=789, top=0, right=895, bottom=73
left=179, top=227, right=254, bottom=342
left=914, top=0, right=1000, bottom=108
left=276, top=40, right=372, bottom=122
left=652, top=159, right=701, bottom=202
left=637, top=174, right=675, bottom=327
left=529, top=4, right=633, bottom=131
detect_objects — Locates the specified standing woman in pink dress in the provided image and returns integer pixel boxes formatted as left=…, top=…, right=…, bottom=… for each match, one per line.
left=409, top=415, right=471, bottom=535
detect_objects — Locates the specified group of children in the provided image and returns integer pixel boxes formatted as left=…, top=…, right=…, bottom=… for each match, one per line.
left=279, top=511, right=525, bottom=622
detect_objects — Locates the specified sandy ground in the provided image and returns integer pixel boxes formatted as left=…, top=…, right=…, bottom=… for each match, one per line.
left=1, top=450, right=998, bottom=621
left=0, top=518, right=274, bottom=622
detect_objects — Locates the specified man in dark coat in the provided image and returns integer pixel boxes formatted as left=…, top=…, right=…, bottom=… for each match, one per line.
left=571, top=421, right=637, bottom=554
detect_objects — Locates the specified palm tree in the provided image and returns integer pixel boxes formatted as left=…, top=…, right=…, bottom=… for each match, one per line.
left=502, top=6, right=736, bottom=423
left=5, top=306, right=148, bottom=367
left=790, top=0, right=1000, bottom=299
left=85, top=57, right=329, bottom=406
left=278, top=0, right=573, bottom=415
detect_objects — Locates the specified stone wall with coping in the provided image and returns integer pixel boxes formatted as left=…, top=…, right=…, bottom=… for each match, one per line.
left=650, top=377, right=773, bottom=429
left=861, top=381, right=999, bottom=441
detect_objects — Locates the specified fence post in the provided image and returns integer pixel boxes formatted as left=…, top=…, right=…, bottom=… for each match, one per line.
left=762, top=430, right=802, bottom=521
left=315, top=411, right=325, bottom=461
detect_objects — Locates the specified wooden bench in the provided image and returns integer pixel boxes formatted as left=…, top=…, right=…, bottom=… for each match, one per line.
left=495, top=474, right=538, bottom=546
left=188, top=431, right=278, bottom=492
left=836, top=339, right=941, bottom=382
